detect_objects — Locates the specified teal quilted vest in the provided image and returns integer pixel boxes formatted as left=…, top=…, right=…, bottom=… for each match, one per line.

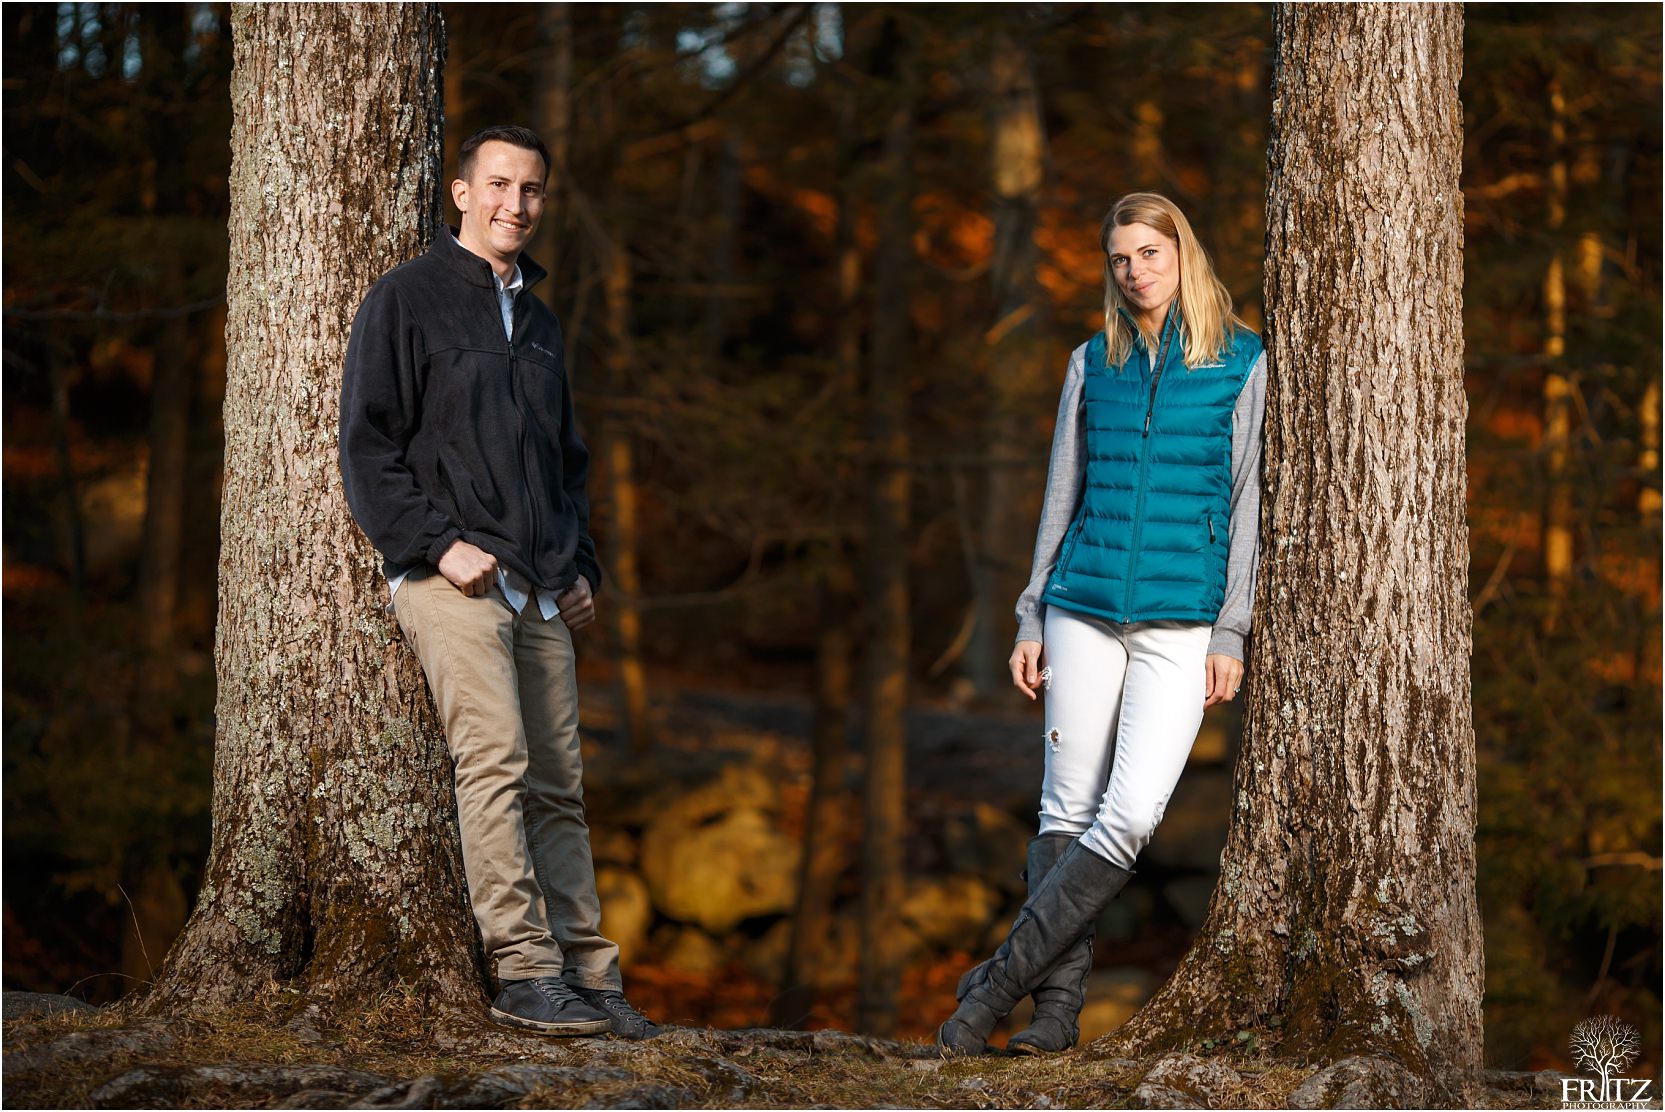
left=1044, top=308, right=1260, bottom=624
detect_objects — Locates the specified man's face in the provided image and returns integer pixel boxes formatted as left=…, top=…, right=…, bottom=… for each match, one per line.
left=452, top=140, right=546, bottom=269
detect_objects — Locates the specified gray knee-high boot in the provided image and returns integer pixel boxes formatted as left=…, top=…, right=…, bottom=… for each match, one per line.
left=936, top=840, right=1132, bottom=1057
left=951, top=834, right=1094, bottom=1048
left=1007, top=834, right=1095, bottom=1054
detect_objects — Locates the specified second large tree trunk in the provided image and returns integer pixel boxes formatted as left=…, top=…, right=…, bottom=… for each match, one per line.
left=1111, top=4, right=1483, bottom=1097
left=145, top=4, right=479, bottom=1015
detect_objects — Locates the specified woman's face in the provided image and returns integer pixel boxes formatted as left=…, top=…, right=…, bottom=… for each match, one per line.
left=1107, top=221, right=1180, bottom=328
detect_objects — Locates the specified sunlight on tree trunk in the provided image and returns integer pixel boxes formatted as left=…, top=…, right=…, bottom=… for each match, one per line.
left=603, top=240, right=653, bottom=755
left=1107, top=5, right=1483, bottom=1099
left=1541, top=77, right=1574, bottom=629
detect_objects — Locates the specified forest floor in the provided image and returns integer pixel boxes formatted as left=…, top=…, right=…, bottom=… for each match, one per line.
left=1, top=990, right=1575, bottom=1110
left=0, top=682, right=1586, bottom=1108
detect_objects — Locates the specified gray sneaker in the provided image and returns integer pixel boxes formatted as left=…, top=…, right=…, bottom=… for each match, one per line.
left=490, top=977, right=611, bottom=1035
left=570, top=986, right=663, bottom=1040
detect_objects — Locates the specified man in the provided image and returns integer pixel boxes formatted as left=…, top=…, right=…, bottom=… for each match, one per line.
left=340, top=124, right=657, bottom=1039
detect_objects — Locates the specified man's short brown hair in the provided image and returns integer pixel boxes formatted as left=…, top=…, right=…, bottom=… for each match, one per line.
left=457, top=125, right=551, bottom=183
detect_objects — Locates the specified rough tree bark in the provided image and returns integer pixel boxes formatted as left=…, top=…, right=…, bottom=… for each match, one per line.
left=856, top=15, right=916, bottom=1039
left=144, top=4, right=480, bottom=1015
left=1109, top=4, right=1483, bottom=1099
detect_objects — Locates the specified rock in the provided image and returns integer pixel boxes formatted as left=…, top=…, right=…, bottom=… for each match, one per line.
left=941, top=803, right=1032, bottom=895
left=1077, top=968, right=1155, bottom=1043
left=1, top=992, right=98, bottom=1021
left=1287, top=1056, right=1429, bottom=1109
left=655, top=925, right=727, bottom=975
left=1161, top=877, right=1218, bottom=929
left=596, top=866, right=653, bottom=965
left=1142, top=769, right=1231, bottom=870
left=1133, top=1053, right=1244, bottom=1107
left=639, top=807, right=798, bottom=932
left=597, top=754, right=782, bottom=830
left=900, top=875, right=1003, bottom=949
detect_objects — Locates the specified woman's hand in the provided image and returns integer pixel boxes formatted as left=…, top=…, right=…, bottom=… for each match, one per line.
left=1203, top=653, right=1244, bottom=708
left=1010, top=640, right=1045, bottom=701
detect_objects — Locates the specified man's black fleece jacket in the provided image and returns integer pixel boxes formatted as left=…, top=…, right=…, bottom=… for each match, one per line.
left=339, top=231, right=602, bottom=595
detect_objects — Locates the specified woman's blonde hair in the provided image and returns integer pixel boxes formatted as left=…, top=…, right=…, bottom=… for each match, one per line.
left=1100, top=192, right=1237, bottom=369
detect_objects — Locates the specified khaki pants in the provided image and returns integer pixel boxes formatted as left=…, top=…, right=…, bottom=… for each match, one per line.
left=393, top=568, right=621, bottom=988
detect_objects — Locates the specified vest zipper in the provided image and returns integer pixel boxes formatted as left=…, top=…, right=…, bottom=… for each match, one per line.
left=1126, top=317, right=1176, bottom=614
left=1208, top=515, right=1216, bottom=544
left=1143, top=316, right=1175, bottom=437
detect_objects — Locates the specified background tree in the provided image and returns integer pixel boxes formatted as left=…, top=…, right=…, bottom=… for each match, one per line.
left=1112, top=4, right=1484, bottom=1096
left=143, top=3, right=478, bottom=1014
left=855, top=13, right=917, bottom=1040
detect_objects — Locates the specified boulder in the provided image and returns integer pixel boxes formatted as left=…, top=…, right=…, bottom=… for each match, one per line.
left=639, top=807, right=798, bottom=932
left=587, top=749, right=782, bottom=830
left=899, top=876, right=1003, bottom=950
left=595, top=867, right=652, bottom=965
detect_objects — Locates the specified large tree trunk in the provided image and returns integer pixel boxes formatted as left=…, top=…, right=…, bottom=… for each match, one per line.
left=855, top=16, right=916, bottom=1039
left=145, top=4, right=479, bottom=1015
left=1110, top=4, right=1482, bottom=1098
left=967, top=29, right=1046, bottom=699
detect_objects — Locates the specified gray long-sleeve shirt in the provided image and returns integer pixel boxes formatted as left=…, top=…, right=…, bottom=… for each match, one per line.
left=1014, top=340, right=1267, bottom=660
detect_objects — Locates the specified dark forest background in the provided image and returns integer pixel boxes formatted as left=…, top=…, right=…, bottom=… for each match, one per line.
left=3, top=2, right=1659, bottom=1072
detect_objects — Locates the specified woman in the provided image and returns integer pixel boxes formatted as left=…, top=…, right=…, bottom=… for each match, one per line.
left=937, top=192, right=1266, bottom=1057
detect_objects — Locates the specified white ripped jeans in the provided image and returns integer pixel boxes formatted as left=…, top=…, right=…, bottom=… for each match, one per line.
left=1037, top=608, right=1212, bottom=871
